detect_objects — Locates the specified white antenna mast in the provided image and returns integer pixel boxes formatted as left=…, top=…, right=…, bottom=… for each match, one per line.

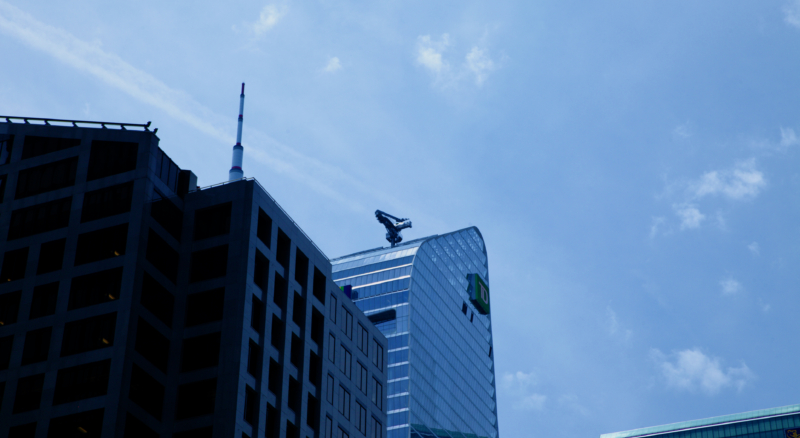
left=229, top=83, right=245, bottom=181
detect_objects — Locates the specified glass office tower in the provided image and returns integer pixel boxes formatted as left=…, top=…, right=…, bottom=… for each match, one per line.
left=332, top=227, right=499, bottom=438
left=601, top=404, right=800, bottom=438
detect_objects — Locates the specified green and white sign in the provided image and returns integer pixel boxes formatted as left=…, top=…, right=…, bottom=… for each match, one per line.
left=468, top=273, right=490, bottom=315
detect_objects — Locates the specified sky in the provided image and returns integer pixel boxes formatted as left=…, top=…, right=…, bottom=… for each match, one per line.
left=1, top=0, right=799, bottom=436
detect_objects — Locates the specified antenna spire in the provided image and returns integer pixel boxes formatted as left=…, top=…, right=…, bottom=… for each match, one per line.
left=229, top=82, right=245, bottom=181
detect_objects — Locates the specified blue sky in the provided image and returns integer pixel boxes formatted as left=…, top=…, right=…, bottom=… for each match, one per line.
left=2, top=1, right=799, bottom=436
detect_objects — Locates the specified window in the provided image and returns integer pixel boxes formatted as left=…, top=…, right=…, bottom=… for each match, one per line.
left=8, top=422, right=36, bottom=438
left=0, top=134, right=13, bottom=165
left=372, top=379, right=383, bottom=410
left=53, top=359, right=111, bottom=405
left=309, top=350, right=322, bottom=387
left=357, top=363, right=368, bottom=395
left=254, top=249, right=269, bottom=291
left=8, top=197, right=72, bottom=240
left=145, top=230, right=179, bottom=283
left=290, top=334, right=304, bottom=369
left=22, top=135, right=80, bottom=159
left=311, top=307, right=324, bottom=347
left=257, top=208, right=272, bottom=248
left=339, top=426, right=350, bottom=438
left=75, top=223, right=128, bottom=265
left=266, top=403, right=280, bottom=438
left=0, top=290, right=22, bottom=325
left=173, top=427, right=213, bottom=438
left=0, top=335, right=13, bottom=370
left=60, top=312, right=117, bottom=356
left=21, top=327, right=51, bottom=365
left=328, top=333, right=336, bottom=363
left=181, top=332, right=221, bottom=372
left=295, top=247, right=309, bottom=288
left=124, top=413, right=159, bottom=438
left=48, top=409, right=105, bottom=438
left=1, top=247, right=28, bottom=282
left=150, top=194, right=183, bottom=240
left=69, top=267, right=123, bottom=311
left=276, top=228, right=291, bottom=269
left=273, top=273, right=287, bottom=310
left=15, top=156, right=78, bottom=199
left=36, top=238, right=66, bottom=274
left=357, top=324, right=369, bottom=354
left=342, top=308, right=353, bottom=339
left=140, top=272, right=174, bottom=327
left=193, top=202, right=232, bottom=240
left=87, top=139, right=138, bottom=181
left=185, top=288, right=224, bottom=326
left=338, top=385, right=350, bottom=420
left=372, top=418, right=383, bottom=438
left=189, top=245, right=228, bottom=282
left=373, top=340, right=384, bottom=371
left=129, top=364, right=165, bottom=420
left=326, top=374, right=335, bottom=404
left=271, top=315, right=285, bottom=350
left=356, top=402, right=367, bottom=434
left=329, top=294, right=337, bottom=323
left=268, top=358, right=282, bottom=397
left=135, top=318, right=170, bottom=372
left=340, top=347, right=352, bottom=379
left=313, top=267, right=327, bottom=304
left=0, top=174, right=6, bottom=204
left=81, top=181, right=134, bottom=223
left=244, top=385, right=257, bottom=424
left=325, top=416, right=333, bottom=438
left=247, top=340, right=261, bottom=379
left=13, top=373, right=45, bottom=413
left=462, top=301, right=468, bottom=315
left=153, top=147, right=180, bottom=193
left=176, top=378, right=217, bottom=419
left=292, top=292, right=305, bottom=327
left=251, top=294, right=264, bottom=333
left=288, top=376, right=301, bottom=413
left=307, top=393, right=320, bottom=430
left=286, top=421, right=300, bottom=438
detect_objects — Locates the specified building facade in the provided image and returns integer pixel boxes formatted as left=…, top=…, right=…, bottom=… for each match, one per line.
left=331, top=228, right=499, bottom=438
left=601, top=404, right=800, bottom=438
left=0, top=117, right=387, bottom=438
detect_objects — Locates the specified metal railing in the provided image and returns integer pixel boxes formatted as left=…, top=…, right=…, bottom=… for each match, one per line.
left=1, top=116, right=157, bottom=133
left=197, top=177, right=329, bottom=260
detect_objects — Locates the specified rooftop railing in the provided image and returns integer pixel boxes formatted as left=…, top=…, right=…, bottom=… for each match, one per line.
left=1, top=116, right=157, bottom=133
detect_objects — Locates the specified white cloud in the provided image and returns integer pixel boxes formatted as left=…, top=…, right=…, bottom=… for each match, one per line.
left=416, top=34, right=450, bottom=74
left=720, top=278, right=742, bottom=296
left=747, top=242, right=760, bottom=256
left=759, top=300, right=771, bottom=313
left=673, top=122, right=692, bottom=139
left=323, top=57, right=342, bottom=73
left=649, top=217, right=666, bottom=238
left=784, top=0, right=800, bottom=28
left=690, top=159, right=766, bottom=201
left=673, top=204, right=705, bottom=229
left=780, top=127, right=799, bottom=148
left=650, top=348, right=755, bottom=395
left=605, top=306, right=633, bottom=341
left=501, top=371, right=547, bottom=411
left=252, top=4, right=286, bottom=35
left=465, top=46, right=495, bottom=86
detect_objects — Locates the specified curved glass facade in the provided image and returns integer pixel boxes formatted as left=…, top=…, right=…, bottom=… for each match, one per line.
left=333, top=227, right=499, bottom=438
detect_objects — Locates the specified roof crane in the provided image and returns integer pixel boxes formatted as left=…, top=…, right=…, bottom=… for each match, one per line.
left=375, top=210, right=412, bottom=248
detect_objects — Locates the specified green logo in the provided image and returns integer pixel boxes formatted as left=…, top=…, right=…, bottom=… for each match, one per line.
left=468, top=274, right=490, bottom=315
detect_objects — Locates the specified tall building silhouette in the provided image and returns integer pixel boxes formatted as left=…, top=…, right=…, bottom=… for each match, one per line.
left=332, top=228, right=499, bottom=438
left=0, top=117, right=387, bottom=438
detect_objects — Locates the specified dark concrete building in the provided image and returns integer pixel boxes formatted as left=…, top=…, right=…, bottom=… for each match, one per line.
left=0, top=117, right=387, bottom=438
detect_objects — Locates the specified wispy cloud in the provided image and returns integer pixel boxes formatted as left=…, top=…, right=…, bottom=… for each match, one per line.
left=322, top=57, right=342, bottom=73
left=649, top=216, right=667, bottom=238
left=720, top=278, right=742, bottom=296
left=251, top=4, right=287, bottom=35
left=673, top=122, right=692, bottom=139
left=650, top=348, right=755, bottom=395
left=501, top=371, right=547, bottom=411
left=416, top=33, right=498, bottom=88
left=0, top=1, right=402, bottom=213
left=784, top=0, right=800, bottom=28
left=747, top=242, right=760, bottom=256
left=689, top=159, right=766, bottom=201
left=673, top=204, right=705, bottom=230
left=605, top=306, right=632, bottom=342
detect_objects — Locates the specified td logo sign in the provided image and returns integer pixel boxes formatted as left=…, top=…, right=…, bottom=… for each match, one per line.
left=467, top=274, right=490, bottom=315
